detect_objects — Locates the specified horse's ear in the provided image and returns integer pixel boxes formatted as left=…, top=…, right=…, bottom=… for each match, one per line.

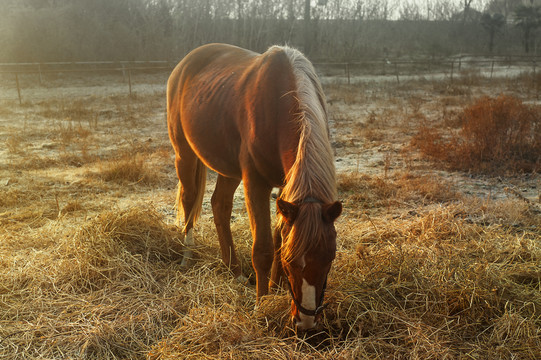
left=277, top=199, right=299, bottom=225
left=322, top=201, right=342, bottom=223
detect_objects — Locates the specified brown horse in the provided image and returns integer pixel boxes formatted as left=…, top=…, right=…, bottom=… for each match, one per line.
left=167, top=43, right=341, bottom=330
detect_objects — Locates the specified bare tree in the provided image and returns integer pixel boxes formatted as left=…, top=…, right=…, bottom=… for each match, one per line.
left=481, top=12, right=505, bottom=52
left=303, top=0, right=312, bottom=54
left=514, top=4, right=541, bottom=53
left=432, top=0, right=461, bottom=21
left=463, top=0, right=474, bottom=24
left=399, top=1, right=423, bottom=20
left=485, top=0, right=523, bottom=21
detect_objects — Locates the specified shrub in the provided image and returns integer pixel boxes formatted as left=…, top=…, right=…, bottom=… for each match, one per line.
left=413, top=95, right=541, bottom=173
left=90, top=151, right=170, bottom=186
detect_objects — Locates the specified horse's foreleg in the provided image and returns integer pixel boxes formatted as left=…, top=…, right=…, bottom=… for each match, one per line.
left=270, top=222, right=285, bottom=291
left=243, top=174, right=274, bottom=299
left=211, top=175, right=245, bottom=281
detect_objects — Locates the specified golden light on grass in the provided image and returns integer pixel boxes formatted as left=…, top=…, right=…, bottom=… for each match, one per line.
left=4, top=200, right=538, bottom=358
left=1, top=73, right=540, bottom=359
left=87, top=149, right=172, bottom=187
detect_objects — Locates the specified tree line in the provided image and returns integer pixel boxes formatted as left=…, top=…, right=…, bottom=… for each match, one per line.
left=1, top=0, right=539, bottom=63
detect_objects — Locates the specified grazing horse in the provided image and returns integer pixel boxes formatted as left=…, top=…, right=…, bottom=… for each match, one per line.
left=167, top=43, right=341, bottom=330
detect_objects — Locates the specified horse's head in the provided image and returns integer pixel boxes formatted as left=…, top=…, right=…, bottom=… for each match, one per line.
left=277, top=198, right=342, bottom=330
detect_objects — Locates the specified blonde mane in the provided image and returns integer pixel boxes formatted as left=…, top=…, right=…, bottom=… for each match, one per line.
left=274, top=46, right=338, bottom=264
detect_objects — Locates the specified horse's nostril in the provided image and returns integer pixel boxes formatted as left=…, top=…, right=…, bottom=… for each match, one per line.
left=296, top=320, right=317, bottom=330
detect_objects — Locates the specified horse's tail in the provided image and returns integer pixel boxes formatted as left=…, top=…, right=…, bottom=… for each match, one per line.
left=175, top=159, right=207, bottom=233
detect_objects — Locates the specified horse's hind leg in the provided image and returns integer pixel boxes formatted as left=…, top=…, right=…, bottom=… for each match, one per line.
left=175, top=153, right=205, bottom=267
left=211, top=175, right=246, bottom=282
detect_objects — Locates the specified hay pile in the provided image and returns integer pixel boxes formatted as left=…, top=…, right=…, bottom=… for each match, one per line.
left=327, top=200, right=541, bottom=359
left=0, top=208, right=186, bottom=359
left=1, top=191, right=540, bottom=359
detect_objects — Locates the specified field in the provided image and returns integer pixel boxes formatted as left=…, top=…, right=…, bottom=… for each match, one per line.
left=1, top=68, right=540, bottom=359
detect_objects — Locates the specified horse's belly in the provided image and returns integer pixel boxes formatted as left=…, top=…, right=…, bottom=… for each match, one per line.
left=195, top=146, right=243, bottom=179
left=182, top=114, right=243, bottom=179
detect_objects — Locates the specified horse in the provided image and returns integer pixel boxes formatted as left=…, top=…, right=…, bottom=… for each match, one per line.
left=167, top=43, right=341, bottom=330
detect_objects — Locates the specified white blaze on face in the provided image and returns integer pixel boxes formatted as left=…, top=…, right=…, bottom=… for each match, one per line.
left=296, top=278, right=317, bottom=330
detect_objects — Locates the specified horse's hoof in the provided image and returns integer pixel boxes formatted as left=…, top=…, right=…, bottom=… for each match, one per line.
left=236, top=274, right=250, bottom=285
left=180, top=255, right=193, bottom=268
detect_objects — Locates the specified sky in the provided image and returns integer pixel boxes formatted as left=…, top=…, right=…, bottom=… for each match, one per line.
left=307, top=0, right=493, bottom=20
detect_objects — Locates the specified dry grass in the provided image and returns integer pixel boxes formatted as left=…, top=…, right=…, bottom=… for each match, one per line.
left=0, top=208, right=185, bottom=359
left=5, top=134, right=24, bottom=154
left=337, top=171, right=460, bottom=217
left=4, top=201, right=538, bottom=359
left=92, top=153, right=159, bottom=185
left=413, top=95, right=541, bottom=173
left=1, top=71, right=540, bottom=359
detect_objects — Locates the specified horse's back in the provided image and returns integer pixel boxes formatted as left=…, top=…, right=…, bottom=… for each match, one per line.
left=167, top=43, right=255, bottom=106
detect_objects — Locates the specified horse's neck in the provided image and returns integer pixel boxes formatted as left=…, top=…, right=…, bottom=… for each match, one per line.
left=282, top=117, right=336, bottom=204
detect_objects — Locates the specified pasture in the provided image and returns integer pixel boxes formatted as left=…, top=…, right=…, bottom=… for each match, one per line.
left=1, top=68, right=540, bottom=359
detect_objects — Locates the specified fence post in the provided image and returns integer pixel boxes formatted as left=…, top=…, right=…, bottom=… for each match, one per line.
left=490, top=60, right=495, bottom=79
left=128, top=68, right=132, bottom=97
left=345, top=63, right=350, bottom=85
left=533, top=59, right=538, bottom=99
left=38, top=63, right=43, bottom=85
left=394, top=62, right=399, bottom=84
left=450, top=61, right=454, bottom=82
left=15, top=73, right=22, bottom=105
left=120, top=62, right=127, bottom=81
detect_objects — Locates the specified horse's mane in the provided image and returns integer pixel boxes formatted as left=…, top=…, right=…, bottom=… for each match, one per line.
left=273, top=45, right=337, bottom=265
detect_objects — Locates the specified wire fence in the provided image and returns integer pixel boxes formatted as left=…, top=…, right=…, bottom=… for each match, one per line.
left=1, top=56, right=539, bottom=104
left=315, top=55, right=539, bottom=86
left=0, top=61, right=172, bottom=103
